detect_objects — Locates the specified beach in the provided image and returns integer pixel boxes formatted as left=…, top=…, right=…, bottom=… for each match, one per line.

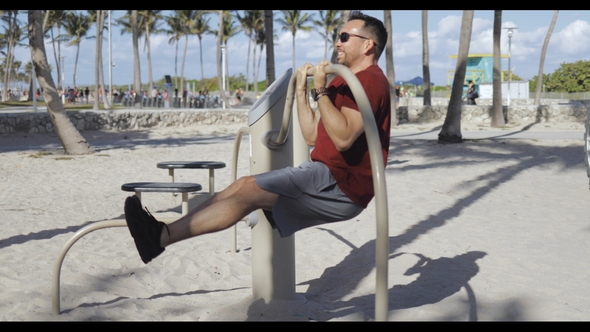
left=1, top=120, right=589, bottom=321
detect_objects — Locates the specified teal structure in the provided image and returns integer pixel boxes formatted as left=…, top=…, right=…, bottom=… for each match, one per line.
left=448, top=53, right=510, bottom=93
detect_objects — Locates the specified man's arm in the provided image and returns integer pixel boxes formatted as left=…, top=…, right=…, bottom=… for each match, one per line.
left=296, top=63, right=319, bottom=146
left=312, top=61, right=365, bottom=152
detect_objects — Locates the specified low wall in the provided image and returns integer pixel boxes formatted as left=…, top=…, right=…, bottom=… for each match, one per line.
left=0, top=103, right=587, bottom=134
left=0, top=109, right=248, bottom=134
left=398, top=103, right=588, bottom=124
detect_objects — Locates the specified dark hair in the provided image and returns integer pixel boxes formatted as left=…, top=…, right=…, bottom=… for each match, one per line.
left=348, top=10, right=387, bottom=60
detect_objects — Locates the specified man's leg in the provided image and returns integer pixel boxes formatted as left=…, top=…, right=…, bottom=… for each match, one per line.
left=160, top=176, right=277, bottom=247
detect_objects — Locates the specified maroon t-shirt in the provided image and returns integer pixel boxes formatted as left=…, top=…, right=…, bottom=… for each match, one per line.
left=310, top=65, right=391, bottom=208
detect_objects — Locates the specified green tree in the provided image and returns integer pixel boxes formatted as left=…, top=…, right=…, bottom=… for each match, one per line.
left=276, top=10, right=314, bottom=70
left=546, top=60, right=590, bottom=92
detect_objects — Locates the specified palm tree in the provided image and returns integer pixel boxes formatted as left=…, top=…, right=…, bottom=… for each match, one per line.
left=216, top=10, right=230, bottom=108
left=28, top=10, right=91, bottom=154
left=276, top=10, right=314, bottom=69
left=165, top=14, right=183, bottom=89
left=1, top=10, right=21, bottom=101
left=535, top=10, right=558, bottom=106
left=131, top=10, right=141, bottom=108
left=190, top=11, right=211, bottom=91
left=384, top=10, right=397, bottom=127
left=167, top=10, right=202, bottom=97
left=253, top=25, right=270, bottom=96
left=139, top=10, right=163, bottom=95
left=61, top=11, right=91, bottom=88
left=44, top=10, right=67, bottom=89
left=438, top=10, right=474, bottom=144
left=491, top=10, right=504, bottom=127
left=314, top=10, right=339, bottom=60
left=90, top=10, right=111, bottom=110
left=216, top=13, right=240, bottom=92
left=236, top=10, right=263, bottom=92
left=264, top=10, right=275, bottom=87
left=177, top=10, right=197, bottom=97
left=422, top=10, right=432, bottom=107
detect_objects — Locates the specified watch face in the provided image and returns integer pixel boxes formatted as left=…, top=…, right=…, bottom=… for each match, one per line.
left=310, top=88, right=317, bottom=101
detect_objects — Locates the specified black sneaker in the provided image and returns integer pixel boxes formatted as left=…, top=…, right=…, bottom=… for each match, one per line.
left=124, top=195, right=169, bottom=264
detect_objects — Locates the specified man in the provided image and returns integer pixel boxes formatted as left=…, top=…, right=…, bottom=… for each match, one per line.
left=124, top=11, right=391, bottom=264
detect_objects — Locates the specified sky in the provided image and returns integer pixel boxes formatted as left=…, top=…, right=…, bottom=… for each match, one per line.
left=11, top=10, right=590, bottom=90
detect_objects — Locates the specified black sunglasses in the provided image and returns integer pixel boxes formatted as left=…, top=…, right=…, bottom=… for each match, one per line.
left=338, top=32, right=376, bottom=47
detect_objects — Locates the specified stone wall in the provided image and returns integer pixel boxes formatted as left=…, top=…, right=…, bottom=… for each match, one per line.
left=398, top=103, right=588, bottom=124
left=0, top=109, right=248, bottom=134
left=0, top=102, right=587, bottom=134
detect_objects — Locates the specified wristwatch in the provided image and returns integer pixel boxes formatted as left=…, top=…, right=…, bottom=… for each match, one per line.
left=311, top=87, right=328, bottom=102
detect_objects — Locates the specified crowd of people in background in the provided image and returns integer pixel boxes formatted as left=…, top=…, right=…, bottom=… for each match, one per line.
left=0, top=84, right=248, bottom=108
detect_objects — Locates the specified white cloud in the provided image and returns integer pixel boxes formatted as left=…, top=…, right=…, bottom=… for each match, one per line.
left=551, top=20, right=590, bottom=55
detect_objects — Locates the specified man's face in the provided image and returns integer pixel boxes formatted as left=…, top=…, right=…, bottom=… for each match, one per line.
left=335, top=20, right=367, bottom=68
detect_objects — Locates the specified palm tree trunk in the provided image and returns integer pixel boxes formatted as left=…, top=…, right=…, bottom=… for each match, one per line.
left=174, top=41, right=179, bottom=89
left=252, top=41, right=258, bottom=94
left=245, top=36, right=251, bottom=92
left=132, top=10, right=141, bottom=109
left=255, top=43, right=264, bottom=96
left=93, top=11, right=102, bottom=110
left=96, top=11, right=111, bottom=109
left=180, top=33, right=188, bottom=99
left=534, top=10, right=558, bottom=106
left=384, top=10, right=397, bottom=127
left=146, top=23, right=154, bottom=94
left=422, top=10, right=432, bottom=107
left=199, top=37, right=205, bottom=91
left=438, top=10, right=474, bottom=144
left=217, top=10, right=230, bottom=108
left=491, top=10, right=504, bottom=127
left=291, top=33, right=296, bottom=70
left=3, top=11, right=16, bottom=101
left=50, top=28, right=61, bottom=89
left=28, top=10, right=91, bottom=155
left=264, top=10, right=275, bottom=87
left=73, top=44, right=80, bottom=88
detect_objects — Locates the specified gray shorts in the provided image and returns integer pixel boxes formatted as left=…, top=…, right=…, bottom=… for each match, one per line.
left=254, top=160, right=363, bottom=237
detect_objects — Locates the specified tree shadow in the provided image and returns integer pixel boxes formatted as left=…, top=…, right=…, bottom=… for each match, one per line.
left=280, top=138, right=581, bottom=320
left=0, top=128, right=242, bottom=153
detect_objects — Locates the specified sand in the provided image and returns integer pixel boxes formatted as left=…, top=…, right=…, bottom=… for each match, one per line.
left=1, top=120, right=589, bottom=321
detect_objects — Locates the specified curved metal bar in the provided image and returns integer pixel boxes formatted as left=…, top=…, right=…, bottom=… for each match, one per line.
left=52, top=219, right=127, bottom=314
left=52, top=216, right=178, bottom=314
left=231, top=127, right=250, bottom=253
left=273, top=64, right=390, bottom=321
